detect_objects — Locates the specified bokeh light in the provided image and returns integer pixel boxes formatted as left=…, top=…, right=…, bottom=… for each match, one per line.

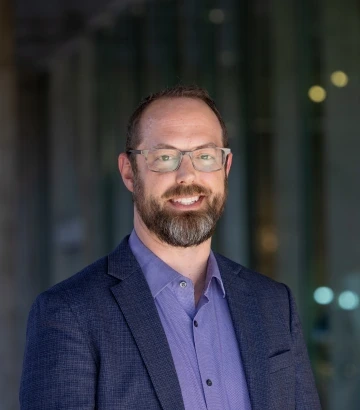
left=338, top=290, right=359, bottom=310
left=314, top=287, right=334, bottom=305
left=330, top=71, right=349, bottom=87
left=308, top=86, right=327, bottom=103
left=208, top=9, right=225, bottom=24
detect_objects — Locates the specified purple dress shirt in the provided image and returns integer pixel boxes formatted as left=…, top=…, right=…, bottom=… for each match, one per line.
left=129, top=231, right=251, bottom=410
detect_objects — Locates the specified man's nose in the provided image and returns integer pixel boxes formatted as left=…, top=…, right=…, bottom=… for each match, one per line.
left=175, top=154, right=196, bottom=184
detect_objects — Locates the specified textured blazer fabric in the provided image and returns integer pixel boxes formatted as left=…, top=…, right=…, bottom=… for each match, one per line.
left=20, top=236, right=322, bottom=409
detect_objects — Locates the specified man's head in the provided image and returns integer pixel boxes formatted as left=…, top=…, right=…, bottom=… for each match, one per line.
left=119, top=85, right=232, bottom=248
left=125, top=85, right=229, bottom=171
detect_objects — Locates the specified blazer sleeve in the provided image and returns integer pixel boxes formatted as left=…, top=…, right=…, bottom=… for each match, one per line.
left=285, top=285, right=322, bottom=410
left=19, top=290, right=97, bottom=409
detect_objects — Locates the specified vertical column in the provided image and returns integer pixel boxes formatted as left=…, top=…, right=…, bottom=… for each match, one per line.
left=0, top=0, right=19, bottom=408
left=77, top=36, right=104, bottom=261
left=271, top=0, right=304, bottom=305
left=49, top=54, right=83, bottom=284
left=17, top=71, right=50, bottom=333
left=112, top=17, right=139, bottom=242
left=321, top=1, right=360, bottom=408
left=96, top=24, right=134, bottom=248
left=216, top=0, right=249, bottom=265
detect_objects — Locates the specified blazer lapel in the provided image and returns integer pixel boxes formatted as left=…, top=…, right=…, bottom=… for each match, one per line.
left=216, top=255, right=270, bottom=410
left=108, top=238, right=184, bottom=410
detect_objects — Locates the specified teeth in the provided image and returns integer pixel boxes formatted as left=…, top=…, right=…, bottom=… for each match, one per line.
left=173, top=196, right=200, bottom=205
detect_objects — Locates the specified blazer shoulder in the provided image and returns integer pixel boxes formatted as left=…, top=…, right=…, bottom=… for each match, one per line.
left=30, top=237, right=135, bottom=320
left=50, top=254, right=108, bottom=291
left=33, top=253, right=118, bottom=311
left=215, top=252, right=288, bottom=295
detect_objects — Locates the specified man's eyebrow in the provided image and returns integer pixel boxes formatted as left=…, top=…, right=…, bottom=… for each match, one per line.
left=152, top=142, right=218, bottom=150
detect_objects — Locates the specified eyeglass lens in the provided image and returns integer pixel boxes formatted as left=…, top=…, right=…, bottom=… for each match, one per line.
left=146, top=148, right=225, bottom=172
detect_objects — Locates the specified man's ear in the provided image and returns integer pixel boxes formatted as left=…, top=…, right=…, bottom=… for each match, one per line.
left=225, top=152, right=232, bottom=177
left=118, top=153, right=135, bottom=193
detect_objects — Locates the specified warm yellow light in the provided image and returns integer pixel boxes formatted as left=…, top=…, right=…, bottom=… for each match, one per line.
left=259, top=227, right=278, bottom=253
left=331, top=71, right=349, bottom=87
left=308, top=86, right=326, bottom=103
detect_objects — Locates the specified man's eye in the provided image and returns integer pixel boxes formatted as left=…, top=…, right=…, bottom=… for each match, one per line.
left=159, top=155, right=170, bottom=161
left=200, top=154, right=213, bottom=160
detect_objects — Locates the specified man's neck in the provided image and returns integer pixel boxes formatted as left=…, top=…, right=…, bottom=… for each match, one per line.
left=133, top=214, right=211, bottom=293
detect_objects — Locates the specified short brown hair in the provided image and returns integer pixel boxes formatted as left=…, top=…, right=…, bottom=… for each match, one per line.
left=125, top=85, right=228, bottom=158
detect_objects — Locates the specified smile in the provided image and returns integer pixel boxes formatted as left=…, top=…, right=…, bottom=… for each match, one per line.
left=171, top=196, right=200, bottom=205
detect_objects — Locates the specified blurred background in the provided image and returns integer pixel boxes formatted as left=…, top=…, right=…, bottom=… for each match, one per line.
left=1, top=0, right=360, bottom=408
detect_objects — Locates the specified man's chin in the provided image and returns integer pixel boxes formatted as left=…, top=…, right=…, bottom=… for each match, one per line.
left=160, top=207, right=209, bottom=221
left=154, top=229, right=214, bottom=248
left=145, top=209, right=216, bottom=247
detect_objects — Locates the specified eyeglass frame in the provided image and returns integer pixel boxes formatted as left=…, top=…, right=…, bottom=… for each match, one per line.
left=127, top=146, right=231, bottom=173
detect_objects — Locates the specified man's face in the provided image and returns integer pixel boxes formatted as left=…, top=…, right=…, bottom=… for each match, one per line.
left=131, top=97, right=232, bottom=247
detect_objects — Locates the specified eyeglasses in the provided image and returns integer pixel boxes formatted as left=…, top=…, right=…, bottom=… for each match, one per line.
left=127, top=147, right=231, bottom=173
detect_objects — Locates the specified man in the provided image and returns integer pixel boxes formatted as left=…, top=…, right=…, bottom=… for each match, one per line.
left=20, top=85, right=321, bottom=409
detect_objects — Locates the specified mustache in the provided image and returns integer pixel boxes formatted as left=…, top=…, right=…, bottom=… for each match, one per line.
left=162, top=184, right=211, bottom=199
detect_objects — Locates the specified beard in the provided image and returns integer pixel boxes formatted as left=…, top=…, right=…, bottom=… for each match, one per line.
left=132, top=173, right=228, bottom=248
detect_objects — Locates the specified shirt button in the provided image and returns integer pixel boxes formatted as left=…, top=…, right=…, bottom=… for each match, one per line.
left=179, top=281, right=187, bottom=288
left=194, top=320, right=198, bottom=327
left=206, top=379, right=212, bottom=386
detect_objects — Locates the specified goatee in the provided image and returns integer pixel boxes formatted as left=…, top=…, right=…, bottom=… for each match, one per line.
left=133, top=175, right=228, bottom=247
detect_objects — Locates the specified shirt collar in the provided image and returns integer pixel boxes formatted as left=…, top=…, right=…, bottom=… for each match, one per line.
left=205, top=252, right=226, bottom=298
left=129, top=229, right=226, bottom=299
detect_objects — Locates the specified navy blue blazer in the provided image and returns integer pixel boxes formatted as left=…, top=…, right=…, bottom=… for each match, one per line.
left=20, top=236, right=321, bottom=409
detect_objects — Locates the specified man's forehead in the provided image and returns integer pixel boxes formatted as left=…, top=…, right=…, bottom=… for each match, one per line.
left=132, top=96, right=224, bottom=151
left=142, top=97, right=217, bottom=121
left=144, top=96, right=206, bottom=111
left=139, top=97, right=221, bottom=134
